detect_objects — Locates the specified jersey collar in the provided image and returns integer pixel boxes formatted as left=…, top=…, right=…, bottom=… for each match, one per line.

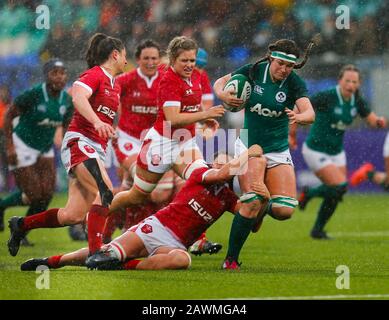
left=137, top=67, right=159, bottom=89
left=171, top=66, right=192, bottom=87
left=336, top=85, right=355, bottom=107
left=262, top=62, right=286, bottom=88
left=100, top=66, right=115, bottom=88
left=42, top=82, right=64, bottom=103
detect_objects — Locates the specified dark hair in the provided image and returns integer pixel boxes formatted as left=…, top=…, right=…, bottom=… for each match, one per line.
left=86, top=33, right=124, bottom=68
left=166, top=36, right=198, bottom=65
left=249, top=34, right=320, bottom=81
left=135, top=39, right=161, bottom=59
left=338, top=64, right=361, bottom=80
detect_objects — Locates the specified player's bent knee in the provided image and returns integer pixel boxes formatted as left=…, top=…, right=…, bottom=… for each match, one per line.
left=271, top=206, right=294, bottom=220
left=241, top=199, right=261, bottom=216
left=270, top=195, right=298, bottom=220
left=134, top=174, right=157, bottom=194
left=168, top=249, right=191, bottom=269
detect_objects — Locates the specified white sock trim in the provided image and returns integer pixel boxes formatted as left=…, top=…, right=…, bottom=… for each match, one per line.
left=109, top=242, right=127, bottom=262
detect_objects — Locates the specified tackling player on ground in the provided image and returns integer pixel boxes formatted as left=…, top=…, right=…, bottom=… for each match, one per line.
left=20, top=144, right=267, bottom=271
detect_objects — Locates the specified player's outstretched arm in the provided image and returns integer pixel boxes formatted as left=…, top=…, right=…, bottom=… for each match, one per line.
left=203, top=144, right=263, bottom=184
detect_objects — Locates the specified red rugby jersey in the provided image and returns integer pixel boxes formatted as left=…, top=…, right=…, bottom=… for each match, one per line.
left=69, top=66, right=120, bottom=149
left=117, top=68, right=163, bottom=139
left=153, top=67, right=202, bottom=139
left=155, top=167, right=238, bottom=247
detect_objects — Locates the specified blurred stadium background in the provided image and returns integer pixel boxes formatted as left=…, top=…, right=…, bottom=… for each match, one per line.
left=1, top=0, right=389, bottom=192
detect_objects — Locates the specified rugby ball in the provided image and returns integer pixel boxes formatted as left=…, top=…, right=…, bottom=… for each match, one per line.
left=222, top=74, right=251, bottom=112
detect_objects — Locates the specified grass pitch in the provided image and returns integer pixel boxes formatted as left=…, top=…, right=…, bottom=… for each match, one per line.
left=0, top=193, right=389, bottom=300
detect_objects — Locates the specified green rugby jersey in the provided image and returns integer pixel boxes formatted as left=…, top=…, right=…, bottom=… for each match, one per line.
left=305, top=86, right=371, bottom=155
left=232, top=62, right=308, bottom=153
left=13, top=83, right=73, bottom=152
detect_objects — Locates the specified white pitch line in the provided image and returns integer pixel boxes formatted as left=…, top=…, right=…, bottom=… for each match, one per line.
left=330, top=231, right=389, bottom=237
left=226, top=294, right=389, bottom=300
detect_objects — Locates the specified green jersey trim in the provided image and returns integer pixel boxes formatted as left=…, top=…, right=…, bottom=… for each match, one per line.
left=42, top=82, right=65, bottom=104
left=262, top=62, right=287, bottom=88
left=335, top=85, right=355, bottom=107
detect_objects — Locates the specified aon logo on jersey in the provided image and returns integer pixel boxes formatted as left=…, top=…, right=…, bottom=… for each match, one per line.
left=37, top=118, right=62, bottom=127
left=188, top=198, right=214, bottom=222
left=331, top=121, right=347, bottom=131
left=250, top=103, right=283, bottom=117
left=97, top=105, right=116, bottom=119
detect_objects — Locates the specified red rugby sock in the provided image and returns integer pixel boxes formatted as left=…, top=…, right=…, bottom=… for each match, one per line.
left=47, top=255, right=63, bottom=269
left=21, top=208, right=61, bottom=231
left=122, top=259, right=141, bottom=270
left=87, top=205, right=109, bottom=255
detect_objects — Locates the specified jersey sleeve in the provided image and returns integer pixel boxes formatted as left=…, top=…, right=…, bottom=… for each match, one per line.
left=231, top=64, right=252, bottom=78
left=189, top=167, right=211, bottom=184
left=310, top=91, right=331, bottom=112
left=159, top=77, right=183, bottom=108
left=355, top=92, right=371, bottom=118
left=74, top=69, right=101, bottom=95
left=13, top=88, right=38, bottom=113
left=200, top=71, right=214, bottom=101
left=289, top=73, right=308, bottom=102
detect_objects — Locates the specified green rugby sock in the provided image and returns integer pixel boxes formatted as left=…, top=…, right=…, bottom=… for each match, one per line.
left=0, top=191, right=24, bottom=209
left=367, top=171, right=376, bottom=181
left=306, top=184, right=333, bottom=200
left=226, top=212, right=256, bottom=261
left=312, top=198, right=339, bottom=232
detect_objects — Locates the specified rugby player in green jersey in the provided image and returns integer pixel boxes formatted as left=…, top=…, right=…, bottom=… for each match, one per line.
left=0, top=59, right=73, bottom=242
left=299, top=64, right=386, bottom=239
left=214, top=39, right=316, bottom=269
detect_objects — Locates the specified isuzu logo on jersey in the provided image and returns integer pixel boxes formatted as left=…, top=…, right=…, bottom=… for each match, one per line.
left=182, top=104, right=201, bottom=112
left=131, top=105, right=158, bottom=114
left=275, top=91, right=286, bottom=103
left=188, top=198, right=214, bottom=223
left=97, top=105, right=116, bottom=119
left=250, top=103, right=283, bottom=117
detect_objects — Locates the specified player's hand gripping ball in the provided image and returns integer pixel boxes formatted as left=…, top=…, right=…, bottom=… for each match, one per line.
left=222, top=74, right=251, bottom=112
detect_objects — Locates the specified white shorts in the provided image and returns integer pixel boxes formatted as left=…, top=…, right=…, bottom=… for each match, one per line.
left=383, top=132, right=389, bottom=158
left=137, top=127, right=202, bottom=174
left=114, top=128, right=143, bottom=164
left=302, top=142, right=346, bottom=172
left=61, top=131, right=106, bottom=173
left=9, top=132, right=54, bottom=170
left=103, top=140, right=119, bottom=168
left=129, top=215, right=186, bottom=256
left=234, top=138, right=294, bottom=168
